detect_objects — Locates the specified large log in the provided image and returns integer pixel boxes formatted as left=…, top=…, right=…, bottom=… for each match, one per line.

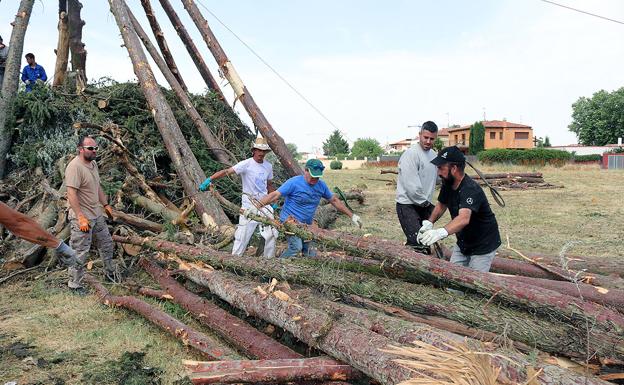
left=169, top=255, right=610, bottom=385
left=112, top=235, right=619, bottom=361
left=67, top=0, right=87, bottom=80
left=184, top=357, right=358, bottom=384
left=0, top=0, right=35, bottom=178
left=83, top=273, right=231, bottom=360
left=157, top=0, right=226, bottom=100
left=138, top=257, right=301, bottom=360
left=126, top=8, right=234, bottom=166
left=108, top=0, right=231, bottom=228
left=181, top=0, right=303, bottom=177
left=52, top=2, right=70, bottom=87
left=140, top=0, right=188, bottom=91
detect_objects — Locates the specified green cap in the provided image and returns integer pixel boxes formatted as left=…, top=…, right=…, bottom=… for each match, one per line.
left=305, top=159, right=325, bottom=177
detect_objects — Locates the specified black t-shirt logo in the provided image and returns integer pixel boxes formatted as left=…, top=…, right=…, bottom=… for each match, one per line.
left=466, top=197, right=473, bottom=205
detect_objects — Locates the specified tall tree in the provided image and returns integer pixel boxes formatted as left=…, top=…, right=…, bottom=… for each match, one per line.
left=108, top=0, right=231, bottom=228
left=543, top=136, right=551, bottom=147
left=52, top=0, right=70, bottom=86
left=569, top=88, right=624, bottom=145
left=322, top=130, right=349, bottom=156
left=181, top=0, right=302, bottom=177
left=0, top=0, right=35, bottom=178
left=67, top=0, right=87, bottom=81
left=468, top=121, right=485, bottom=155
left=350, top=138, right=383, bottom=158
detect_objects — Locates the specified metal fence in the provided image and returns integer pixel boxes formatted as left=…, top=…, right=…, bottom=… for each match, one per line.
left=607, top=154, right=624, bottom=169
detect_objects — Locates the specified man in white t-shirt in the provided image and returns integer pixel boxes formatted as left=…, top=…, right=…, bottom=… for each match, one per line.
left=199, top=137, right=278, bottom=257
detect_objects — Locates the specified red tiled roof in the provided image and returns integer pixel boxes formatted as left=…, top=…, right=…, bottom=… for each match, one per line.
left=438, top=128, right=449, bottom=136
left=448, top=120, right=532, bottom=132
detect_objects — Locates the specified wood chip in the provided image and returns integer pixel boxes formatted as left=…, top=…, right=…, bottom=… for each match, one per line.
left=272, top=290, right=291, bottom=302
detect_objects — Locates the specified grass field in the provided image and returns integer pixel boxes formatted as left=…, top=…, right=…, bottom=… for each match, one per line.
left=1, top=162, right=622, bottom=384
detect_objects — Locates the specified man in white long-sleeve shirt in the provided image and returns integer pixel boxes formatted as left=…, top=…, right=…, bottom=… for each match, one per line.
left=395, top=121, right=439, bottom=252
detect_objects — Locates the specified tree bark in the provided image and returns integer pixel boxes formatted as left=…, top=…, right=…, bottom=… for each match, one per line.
left=112, top=209, right=163, bottom=233
left=139, top=0, right=188, bottom=91
left=126, top=7, right=234, bottom=166
left=157, top=0, right=225, bottom=100
left=181, top=0, right=303, bottom=177
left=53, top=2, right=70, bottom=87
left=138, top=257, right=302, bottom=360
left=112, top=235, right=622, bottom=361
left=184, top=357, right=358, bottom=384
left=67, top=0, right=87, bottom=80
left=108, top=0, right=231, bottom=229
left=0, top=0, right=35, bottom=178
left=169, top=255, right=610, bottom=385
left=83, top=273, right=232, bottom=360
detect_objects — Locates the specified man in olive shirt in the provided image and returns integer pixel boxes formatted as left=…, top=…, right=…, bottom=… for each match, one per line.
left=66, top=135, right=118, bottom=284
left=418, top=146, right=501, bottom=272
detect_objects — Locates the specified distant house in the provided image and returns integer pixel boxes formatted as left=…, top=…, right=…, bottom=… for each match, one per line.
left=438, top=128, right=449, bottom=147
left=448, top=120, right=533, bottom=150
left=387, top=138, right=413, bottom=152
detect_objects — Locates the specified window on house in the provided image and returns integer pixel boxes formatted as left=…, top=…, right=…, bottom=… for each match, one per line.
left=454, top=135, right=458, bottom=143
left=461, top=134, right=466, bottom=144
left=515, top=132, right=529, bottom=140
left=499, top=132, right=503, bottom=140
left=490, top=132, right=496, bottom=139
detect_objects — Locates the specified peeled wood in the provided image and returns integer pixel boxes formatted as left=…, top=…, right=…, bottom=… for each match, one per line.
left=126, top=8, right=234, bottom=166
left=181, top=0, right=303, bottom=177
left=157, top=0, right=225, bottom=100
left=52, top=6, right=70, bottom=87
left=0, top=0, right=35, bottom=178
left=471, top=172, right=543, bottom=179
left=140, top=0, right=187, bottom=91
left=184, top=357, right=358, bottom=384
left=112, top=209, right=163, bottom=233
left=84, top=273, right=230, bottom=360
left=67, top=0, right=87, bottom=80
left=138, top=258, right=301, bottom=360
left=112, top=235, right=614, bottom=361
left=108, top=0, right=231, bottom=228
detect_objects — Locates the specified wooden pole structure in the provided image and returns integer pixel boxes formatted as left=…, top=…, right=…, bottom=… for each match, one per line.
left=126, top=7, right=234, bottom=166
left=108, top=0, right=231, bottom=229
left=139, top=0, right=188, bottom=91
left=157, top=0, right=225, bottom=100
left=53, top=0, right=70, bottom=86
left=180, top=0, right=303, bottom=177
left=0, top=0, right=35, bottom=178
left=67, top=0, right=87, bottom=81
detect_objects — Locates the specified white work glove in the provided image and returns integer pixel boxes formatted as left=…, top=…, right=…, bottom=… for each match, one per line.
left=420, top=228, right=449, bottom=246
left=351, top=214, right=362, bottom=228
left=416, top=220, right=434, bottom=243
left=25, top=80, right=31, bottom=85
left=243, top=206, right=260, bottom=218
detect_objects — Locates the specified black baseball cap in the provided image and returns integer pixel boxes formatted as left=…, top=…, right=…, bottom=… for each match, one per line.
left=431, top=146, right=466, bottom=166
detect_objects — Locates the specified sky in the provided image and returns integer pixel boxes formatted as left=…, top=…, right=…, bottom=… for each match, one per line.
left=1, top=0, right=623, bottom=153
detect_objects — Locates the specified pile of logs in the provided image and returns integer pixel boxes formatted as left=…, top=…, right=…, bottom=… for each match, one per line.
left=380, top=170, right=563, bottom=190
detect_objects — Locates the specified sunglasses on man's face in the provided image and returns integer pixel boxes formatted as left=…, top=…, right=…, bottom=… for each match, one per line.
left=82, top=146, right=98, bottom=151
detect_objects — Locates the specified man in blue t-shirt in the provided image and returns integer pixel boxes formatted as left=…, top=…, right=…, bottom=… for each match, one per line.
left=21, top=53, right=47, bottom=92
left=251, top=159, right=363, bottom=257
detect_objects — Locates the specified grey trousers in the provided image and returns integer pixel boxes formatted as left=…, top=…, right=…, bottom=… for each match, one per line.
left=449, top=244, right=496, bottom=272
left=68, top=215, right=115, bottom=287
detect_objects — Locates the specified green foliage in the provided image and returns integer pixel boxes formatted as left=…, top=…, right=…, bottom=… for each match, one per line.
left=569, top=87, right=624, bottom=145
left=478, top=148, right=572, bottom=166
left=350, top=137, right=383, bottom=158
left=608, top=146, right=624, bottom=154
left=433, top=137, right=444, bottom=152
left=330, top=160, right=343, bottom=170
left=83, top=351, right=162, bottom=384
left=543, top=135, right=551, bottom=147
left=286, top=143, right=301, bottom=160
left=322, top=130, right=349, bottom=156
left=573, top=154, right=602, bottom=162
left=468, top=121, right=485, bottom=155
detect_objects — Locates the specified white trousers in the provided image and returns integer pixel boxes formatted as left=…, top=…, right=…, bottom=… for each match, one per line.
left=232, top=202, right=278, bottom=258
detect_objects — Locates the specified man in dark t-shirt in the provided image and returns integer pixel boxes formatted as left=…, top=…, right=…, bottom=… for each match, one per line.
left=418, top=146, right=501, bottom=272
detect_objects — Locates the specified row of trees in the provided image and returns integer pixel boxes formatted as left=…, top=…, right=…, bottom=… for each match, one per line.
left=322, top=130, right=384, bottom=158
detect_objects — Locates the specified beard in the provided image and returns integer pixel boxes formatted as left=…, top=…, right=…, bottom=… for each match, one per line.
left=441, top=173, right=455, bottom=187
left=84, top=152, right=97, bottom=162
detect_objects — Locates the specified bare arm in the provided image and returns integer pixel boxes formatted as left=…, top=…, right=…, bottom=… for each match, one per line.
left=267, top=179, right=276, bottom=193
left=441, top=208, right=471, bottom=235
left=329, top=194, right=353, bottom=218
left=210, top=167, right=235, bottom=180
left=98, top=185, right=109, bottom=207
left=257, top=190, right=281, bottom=207
left=67, top=187, right=85, bottom=218
left=428, top=202, right=448, bottom=224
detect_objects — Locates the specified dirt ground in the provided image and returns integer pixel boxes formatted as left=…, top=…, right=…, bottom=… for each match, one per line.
left=1, top=162, right=622, bottom=384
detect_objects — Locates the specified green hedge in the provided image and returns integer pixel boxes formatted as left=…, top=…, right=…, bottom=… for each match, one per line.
left=477, top=148, right=572, bottom=166
left=573, top=154, right=602, bottom=162
left=330, top=160, right=343, bottom=170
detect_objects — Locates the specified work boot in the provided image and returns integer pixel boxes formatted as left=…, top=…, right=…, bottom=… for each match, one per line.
left=67, top=266, right=83, bottom=289
left=70, top=287, right=89, bottom=296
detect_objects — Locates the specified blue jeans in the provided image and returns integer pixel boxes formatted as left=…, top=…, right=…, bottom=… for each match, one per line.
left=281, top=235, right=316, bottom=258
